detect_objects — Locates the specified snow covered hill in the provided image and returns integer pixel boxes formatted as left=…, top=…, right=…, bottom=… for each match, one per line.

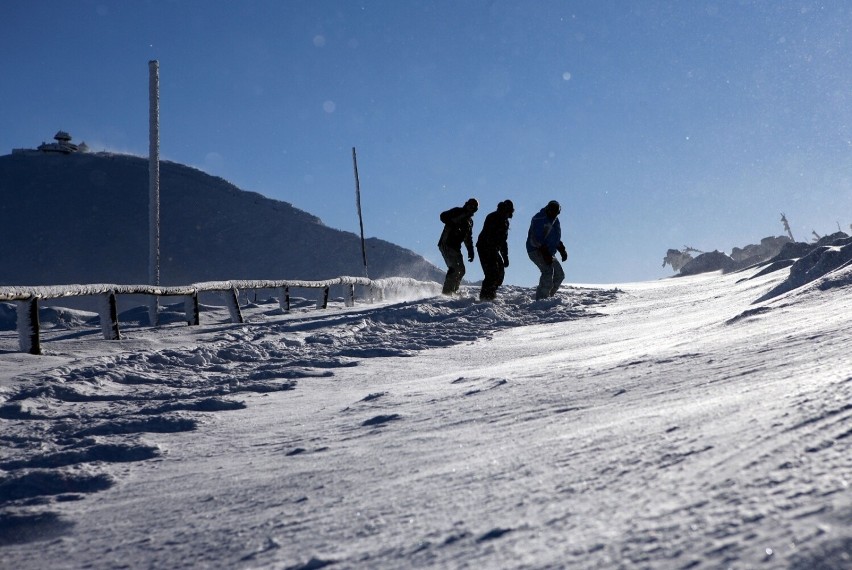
left=0, top=152, right=444, bottom=289
left=0, top=254, right=850, bottom=568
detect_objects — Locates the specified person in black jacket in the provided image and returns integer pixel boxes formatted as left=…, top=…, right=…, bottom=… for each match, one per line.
left=438, top=198, right=478, bottom=295
left=476, top=199, right=514, bottom=301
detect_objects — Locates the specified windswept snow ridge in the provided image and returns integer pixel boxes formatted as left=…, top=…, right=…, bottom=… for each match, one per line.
left=754, top=235, right=852, bottom=302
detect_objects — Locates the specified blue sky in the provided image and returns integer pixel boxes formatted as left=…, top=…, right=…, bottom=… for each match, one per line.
left=3, top=1, right=852, bottom=286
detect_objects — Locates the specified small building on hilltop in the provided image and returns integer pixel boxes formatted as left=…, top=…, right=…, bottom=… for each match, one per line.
left=12, top=131, right=89, bottom=155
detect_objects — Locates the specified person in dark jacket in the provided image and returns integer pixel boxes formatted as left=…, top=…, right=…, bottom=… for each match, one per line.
left=476, top=199, right=514, bottom=301
left=526, top=200, right=567, bottom=300
left=438, top=198, right=478, bottom=295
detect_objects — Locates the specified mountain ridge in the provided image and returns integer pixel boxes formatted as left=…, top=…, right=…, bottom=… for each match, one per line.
left=0, top=152, right=443, bottom=288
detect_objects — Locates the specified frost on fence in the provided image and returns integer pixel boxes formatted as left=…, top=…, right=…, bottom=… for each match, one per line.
left=0, top=283, right=195, bottom=301
left=0, top=278, right=440, bottom=303
left=0, top=276, right=442, bottom=355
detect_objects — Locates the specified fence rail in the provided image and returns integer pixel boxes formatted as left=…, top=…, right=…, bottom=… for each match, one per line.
left=1, top=276, right=439, bottom=355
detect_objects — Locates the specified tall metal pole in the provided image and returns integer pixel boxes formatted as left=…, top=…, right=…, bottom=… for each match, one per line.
left=352, top=147, right=369, bottom=278
left=148, top=60, right=160, bottom=325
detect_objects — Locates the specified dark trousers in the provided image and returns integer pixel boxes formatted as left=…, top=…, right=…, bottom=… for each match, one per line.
left=477, top=246, right=504, bottom=300
left=528, top=249, right=564, bottom=300
left=439, top=244, right=465, bottom=294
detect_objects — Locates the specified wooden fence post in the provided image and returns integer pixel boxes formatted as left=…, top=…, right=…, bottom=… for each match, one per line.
left=225, top=286, right=244, bottom=323
left=16, top=297, right=41, bottom=355
left=322, top=286, right=330, bottom=309
left=279, top=286, right=290, bottom=313
left=99, top=291, right=121, bottom=340
left=345, top=283, right=355, bottom=307
left=185, top=291, right=200, bottom=326
left=149, top=296, right=159, bottom=327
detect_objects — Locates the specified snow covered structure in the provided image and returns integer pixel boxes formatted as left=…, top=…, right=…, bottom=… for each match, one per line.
left=38, top=130, right=79, bottom=154
left=12, top=131, right=88, bottom=155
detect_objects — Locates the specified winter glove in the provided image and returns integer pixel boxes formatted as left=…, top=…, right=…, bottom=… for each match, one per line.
left=538, top=245, right=553, bottom=265
left=467, top=250, right=475, bottom=262
left=557, top=242, right=567, bottom=262
left=502, top=255, right=509, bottom=268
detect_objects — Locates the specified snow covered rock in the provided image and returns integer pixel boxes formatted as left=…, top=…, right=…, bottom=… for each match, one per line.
left=678, top=250, right=738, bottom=275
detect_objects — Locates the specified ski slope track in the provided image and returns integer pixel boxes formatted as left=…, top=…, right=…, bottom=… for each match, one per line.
left=0, top=263, right=850, bottom=569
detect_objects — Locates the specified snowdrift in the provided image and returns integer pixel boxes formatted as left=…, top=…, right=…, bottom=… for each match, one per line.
left=0, top=264, right=850, bottom=569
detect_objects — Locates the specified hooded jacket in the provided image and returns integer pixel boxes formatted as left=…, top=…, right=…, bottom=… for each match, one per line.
left=476, top=209, right=510, bottom=264
left=438, top=206, right=475, bottom=257
left=526, top=207, right=562, bottom=254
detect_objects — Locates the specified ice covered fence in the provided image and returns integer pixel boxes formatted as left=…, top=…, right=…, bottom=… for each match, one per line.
left=0, top=276, right=440, bottom=355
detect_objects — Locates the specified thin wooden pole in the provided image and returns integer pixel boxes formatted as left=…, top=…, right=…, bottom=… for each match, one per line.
left=149, top=60, right=160, bottom=326
left=352, top=147, right=369, bottom=279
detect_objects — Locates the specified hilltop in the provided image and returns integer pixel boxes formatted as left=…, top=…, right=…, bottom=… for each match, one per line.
left=0, top=152, right=443, bottom=288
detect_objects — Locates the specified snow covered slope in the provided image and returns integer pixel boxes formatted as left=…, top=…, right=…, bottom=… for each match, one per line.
left=0, top=262, right=850, bottom=569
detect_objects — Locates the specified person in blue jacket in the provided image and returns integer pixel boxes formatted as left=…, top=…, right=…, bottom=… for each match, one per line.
left=526, top=200, right=567, bottom=300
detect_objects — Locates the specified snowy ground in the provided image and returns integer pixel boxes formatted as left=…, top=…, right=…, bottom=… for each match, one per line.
left=0, top=265, right=850, bottom=569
